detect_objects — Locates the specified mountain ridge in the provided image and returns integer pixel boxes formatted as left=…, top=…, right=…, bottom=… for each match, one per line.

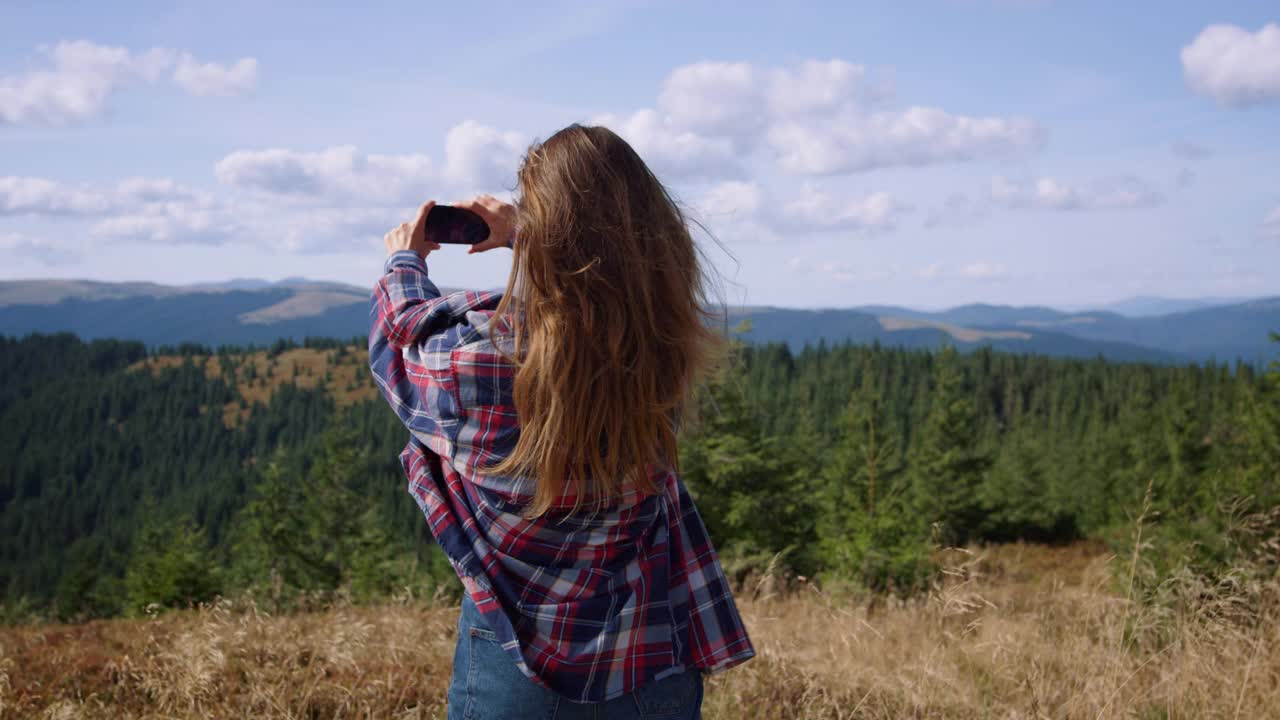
left=1, top=278, right=1275, bottom=364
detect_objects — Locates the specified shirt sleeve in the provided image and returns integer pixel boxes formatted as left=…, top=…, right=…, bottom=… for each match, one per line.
left=368, top=250, right=464, bottom=459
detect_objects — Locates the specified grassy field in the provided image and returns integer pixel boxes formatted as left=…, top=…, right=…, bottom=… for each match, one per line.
left=2, top=543, right=1276, bottom=719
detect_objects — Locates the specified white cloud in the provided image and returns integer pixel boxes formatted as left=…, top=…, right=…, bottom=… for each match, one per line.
left=0, top=232, right=82, bottom=265
left=0, top=232, right=45, bottom=250
left=990, top=175, right=1163, bottom=211
left=655, top=59, right=893, bottom=146
left=593, top=109, right=742, bottom=181
left=200, top=123, right=527, bottom=251
left=651, top=60, right=891, bottom=159
left=87, top=191, right=399, bottom=252
left=172, top=55, right=257, bottom=97
left=90, top=181, right=236, bottom=245
left=0, top=41, right=173, bottom=125
left=115, top=177, right=198, bottom=203
left=917, top=263, right=942, bottom=279
left=766, top=59, right=893, bottom=117
left=211, top=146, right=445, bottom=250
left=91, top=212, right=214, bottom=244
left=442, top=120, right=526, bottom=191
left=0, top=176, right=110, bottom=215
left=0, top=40, right=256, bottom=125
left=214, top=145, right=434, bottom=203
left=601, top=58, right=1043, bottom=180
left=914, top=261, right=1008, bottom=281
left=1, top=175, right=220, bottom=219
left=692, top=181, right=902, bottom=242
left=269, top=206, right=403, bottom=253
left=787, top=256, right=859, bottom=283
left=814, top=260, right=857, bottom=283
left=957, top=262, right=1007, bottom=280
left=780, top=185, right=902, bottom=232
left=0, top=174, right=242, bottom=245
left=214, top=121, right=521, bottom=204
left=769, top=107, right=1043, bottom=175
left=1181, top=23, right=1280, bottom=107
left=658, top=62, right=764, bottom=143
left=691, top=181, right=774, bottom=243
left=699, top=181, right=762, bottom=218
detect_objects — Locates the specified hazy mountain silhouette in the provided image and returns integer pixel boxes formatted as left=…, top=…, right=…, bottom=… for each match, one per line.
left=1, top=279, right=1275, bottom=363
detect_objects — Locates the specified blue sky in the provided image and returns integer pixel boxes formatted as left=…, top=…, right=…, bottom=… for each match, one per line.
left=2, top=1, right=1278, bottom=309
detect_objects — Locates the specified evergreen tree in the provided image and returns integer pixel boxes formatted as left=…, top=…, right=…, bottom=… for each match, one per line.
left=123, top=514, right=221, bottom=614
left=228, top=451, right=316, bottom=610
left=981, top=425, right=1072, bottom=542
left=1240, top=333, right=1280, bottom=508
left=228, top=429, right=399, bottom=609
left=54, top=540, right=123, bottom=620
left=909, top=348, right=991, bottom=545
left=681, top=351, right=804, bottom=577
left=346, top=507, right=418, bottom=603
left=817, top=377, right=929, bottom=591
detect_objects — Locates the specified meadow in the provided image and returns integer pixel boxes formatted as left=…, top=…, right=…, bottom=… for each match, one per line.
left=3, top=542, right=1278, bottom=719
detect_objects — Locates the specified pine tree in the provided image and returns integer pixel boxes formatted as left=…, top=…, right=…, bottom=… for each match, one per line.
left=909, top=348, right=991, bottom=546
left=1161, top=378, right=1211, bottom=519
left=1247, top=334, right=1280, bottom=503
left=981, top=425, right=1069, bottom=541
left=817, top=377, right=928, bottom=591
left=776, top=406, right=824, bottom=574
left=228, top=429, right=376, bottom=609
left=123, top=514, right=221, bottom=614
left=823, top=377, right=901, bottom=523
left=228, top=451, right=313, bottom=611
left=680, top=348, right=798, bottom=576
left=346, top=507, right=418, bottom=603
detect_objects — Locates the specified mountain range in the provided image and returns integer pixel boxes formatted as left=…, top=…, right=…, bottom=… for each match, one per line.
left=0, top=278, right=1275, bottom=365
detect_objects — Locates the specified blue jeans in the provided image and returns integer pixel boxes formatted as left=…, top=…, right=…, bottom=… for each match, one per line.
left=446, top=594, right=704, bottom=719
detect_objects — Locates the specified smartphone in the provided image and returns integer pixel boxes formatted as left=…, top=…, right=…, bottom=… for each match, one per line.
left=424, top=205, right=491, bottom=245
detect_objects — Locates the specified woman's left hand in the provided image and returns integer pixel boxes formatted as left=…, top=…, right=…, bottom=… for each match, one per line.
left=384, top=201, right=442, bottom=258
left=454, top=195, right=517, bottom=254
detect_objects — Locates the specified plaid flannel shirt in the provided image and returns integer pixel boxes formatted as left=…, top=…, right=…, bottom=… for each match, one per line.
left=368, top=250, right=755, bottom=703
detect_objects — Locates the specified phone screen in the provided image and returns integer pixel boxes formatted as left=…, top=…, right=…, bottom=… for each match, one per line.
left=424, top=205, right=491, bottom=245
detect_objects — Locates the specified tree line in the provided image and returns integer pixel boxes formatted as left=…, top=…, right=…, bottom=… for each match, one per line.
left=1, top=331, right=1276, bottom=620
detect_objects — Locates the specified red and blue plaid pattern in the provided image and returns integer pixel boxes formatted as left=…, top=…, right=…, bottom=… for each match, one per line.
left=368, top=250, right=755, bottom=703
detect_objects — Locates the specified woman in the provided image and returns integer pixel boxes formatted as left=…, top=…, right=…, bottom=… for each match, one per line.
left=369, top=124, right=754, bottom=719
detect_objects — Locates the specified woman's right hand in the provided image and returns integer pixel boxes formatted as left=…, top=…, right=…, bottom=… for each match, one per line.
left=383, top=201, right=441, bottom=259
left=455, top=195, right=517, bottom=254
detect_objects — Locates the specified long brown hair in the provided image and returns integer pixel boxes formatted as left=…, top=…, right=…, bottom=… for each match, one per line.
left=488, top=124, right=723, bottom=517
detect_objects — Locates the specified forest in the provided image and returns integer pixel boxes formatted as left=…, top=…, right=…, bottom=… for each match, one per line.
left=1, top=330, right=1278, bottom=621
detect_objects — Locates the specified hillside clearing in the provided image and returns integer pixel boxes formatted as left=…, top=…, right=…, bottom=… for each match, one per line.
left=130, top=345, right=378, bottom=426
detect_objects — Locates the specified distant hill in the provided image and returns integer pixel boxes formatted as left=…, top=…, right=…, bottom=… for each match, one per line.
left=733, top=307, right=1186, bottom=364
left=0, top=278, right=440, bottom=348
left=0, top=278, right=1275, bottom=363
left=1080, top=295, right=1262, bottom=318
left=0, top=279, right=185, bottom=306
left=0, top=287, right=368, bottom=348
left=830, top=298, right=1279, bottom=365
left=852, top=303, right=1071, bottom=327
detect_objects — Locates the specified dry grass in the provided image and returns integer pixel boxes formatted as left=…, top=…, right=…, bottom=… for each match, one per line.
left=2, top=543, right=1277, bottom=719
